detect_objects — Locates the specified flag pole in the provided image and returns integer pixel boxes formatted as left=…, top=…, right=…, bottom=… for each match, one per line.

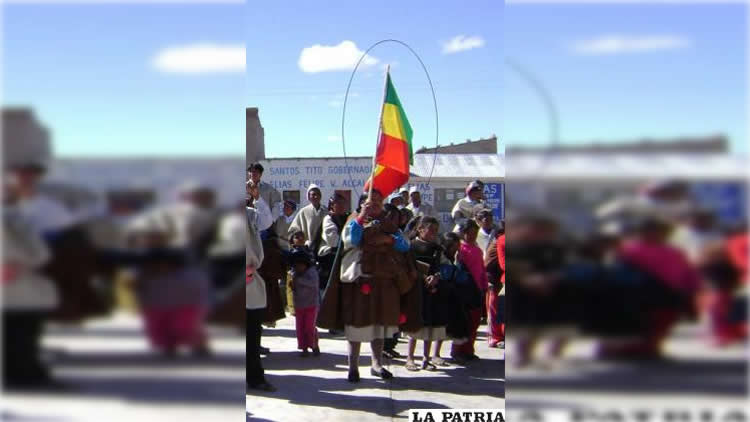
left=368, top=64, right=391, bottom=201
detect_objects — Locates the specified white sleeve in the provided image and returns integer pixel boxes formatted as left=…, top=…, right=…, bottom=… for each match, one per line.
left=451, top=200, right=464, bottom=220
left=271, top=201, right=282, bottom=221
left=288, top=210, right=303, bottom=238
left=321, top=216, right=340, bottom=250
left=254, top=198, right=273, bottom=231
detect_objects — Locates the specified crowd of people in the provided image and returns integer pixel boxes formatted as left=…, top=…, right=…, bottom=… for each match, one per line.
left=507, top=180, right=748, bottom=367
left=4, top=152, right=746, bottom=395
left=2, top=152, right=254, bottom=389
left=245, top=162, right=505, bottom=392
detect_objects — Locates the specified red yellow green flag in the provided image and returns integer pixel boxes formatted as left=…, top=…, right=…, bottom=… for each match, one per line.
left=364, top=72, right=413, bottom=197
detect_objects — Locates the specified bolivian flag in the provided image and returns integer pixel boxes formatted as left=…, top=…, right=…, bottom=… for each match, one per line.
left=364, top=72, right=413, bottom=197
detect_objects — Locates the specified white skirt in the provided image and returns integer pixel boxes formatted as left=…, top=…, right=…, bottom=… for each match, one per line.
left=345, top=325, right=399, bottom=343
left=407, top=326, right=448, bottom=341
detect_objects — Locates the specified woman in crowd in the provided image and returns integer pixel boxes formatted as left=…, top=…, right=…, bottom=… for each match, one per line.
left=600, top=217, right=701, bottom=359
left=485, top=232, right=505, bottom=349
left=434, top=232, right=469, bottom=366
left=317, top=194, right=349, bottom=295
left=450, top=219, right=489, bottom=362
left=319, top=189, right=413, bottom=382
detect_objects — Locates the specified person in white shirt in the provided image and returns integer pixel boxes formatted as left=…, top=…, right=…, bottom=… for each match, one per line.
left=475, top=207, right=501, bottom=260
left=247, top=180, right=273, bottom=232
left=3, top=171, right=60, bottom=388
left=288, top=184, right=327, bottom=251
left=406, top=186, right=436, bottom=220
left=398, top=187, right=410, bottom=209
left=273, top=200, right=298, bottom=252
left=140, top=182, right=217, bottom=252
left=10, top=164, right=76, bottom=237
left=248, top=163, right=282, bottom=221
left=451, top=180, right=485, bottom=232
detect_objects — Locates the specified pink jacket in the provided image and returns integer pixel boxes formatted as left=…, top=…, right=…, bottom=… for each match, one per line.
left=619, top=240, right=701, bottom=293
left=459, top=242, right=489, bottom=292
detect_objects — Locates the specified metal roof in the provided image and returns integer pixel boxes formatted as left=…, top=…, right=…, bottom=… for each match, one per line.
left=411, top=153, right=504, bottom=179
left=507, top=153, right=748, bottom=181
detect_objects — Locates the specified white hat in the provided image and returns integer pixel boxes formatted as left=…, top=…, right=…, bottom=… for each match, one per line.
left=409, top=186, right=419, bottom=194
left=399, top=187, right=409, bottom=194
left=307, top=184, right=321, bottom=196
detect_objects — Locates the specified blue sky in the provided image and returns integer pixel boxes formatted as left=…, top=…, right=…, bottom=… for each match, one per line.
left=246, top=1, right=502, bottom=158
left=3, top=4, right=245, bottom=157
left=3, top=2, right=746, bottom=158
left=504, top=3, right=747, bottom=152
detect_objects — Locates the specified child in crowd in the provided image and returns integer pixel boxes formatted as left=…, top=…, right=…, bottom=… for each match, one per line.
left=290, top=249, right=321, bottom=357
left=405, top=217, right=448, bottom=371
left=451, top=219, right=489, bottom=362
left=286, top=230, right=308, bottom=315
left=128, top=220, right=212, bottom=358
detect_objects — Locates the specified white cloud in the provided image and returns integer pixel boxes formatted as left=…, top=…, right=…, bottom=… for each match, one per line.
left=152, top=43, right=244, bottom=74
left=442, top=35, right=485, bottom=54
left=327, top=135, right=342, bottom=143
left=328, top=100, right=343, bottom=108
left=298, top=41, right=379, bottom=73
left=570, top=35, right=691, bottom=55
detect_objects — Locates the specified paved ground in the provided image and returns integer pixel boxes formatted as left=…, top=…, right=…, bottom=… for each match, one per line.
left=504, top=321, right=748, bottom=414
left=246, top=316, right=505, bottom=422
left=2, top=312, right=245, bottom=422
left=2, top=312, right=745, bottom=422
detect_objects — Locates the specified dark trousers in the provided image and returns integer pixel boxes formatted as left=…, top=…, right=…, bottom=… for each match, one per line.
left=246, top=308, right=265, bottom=387
left=3, top=311, right=48, bottom=387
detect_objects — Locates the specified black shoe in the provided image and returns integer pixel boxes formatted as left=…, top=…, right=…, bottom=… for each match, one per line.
left=347, top=370, right=360, bottom=383
left=370, top=367, right=393, bottom=380
left=312, top=348, right=321, bottom=357
left=386, top=349, right=403, bottom=358
left=450, top=354, right=468, bottom=365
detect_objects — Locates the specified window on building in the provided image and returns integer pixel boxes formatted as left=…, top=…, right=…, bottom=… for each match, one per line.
left=283, top=190, right=301, bottom=206
left=434, top=188, right=466, bottom=214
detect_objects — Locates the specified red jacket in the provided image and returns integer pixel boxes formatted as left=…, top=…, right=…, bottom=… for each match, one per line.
left=727, top=233, right=748, bottom=284
left=498, top=234, right=505, bottom=284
